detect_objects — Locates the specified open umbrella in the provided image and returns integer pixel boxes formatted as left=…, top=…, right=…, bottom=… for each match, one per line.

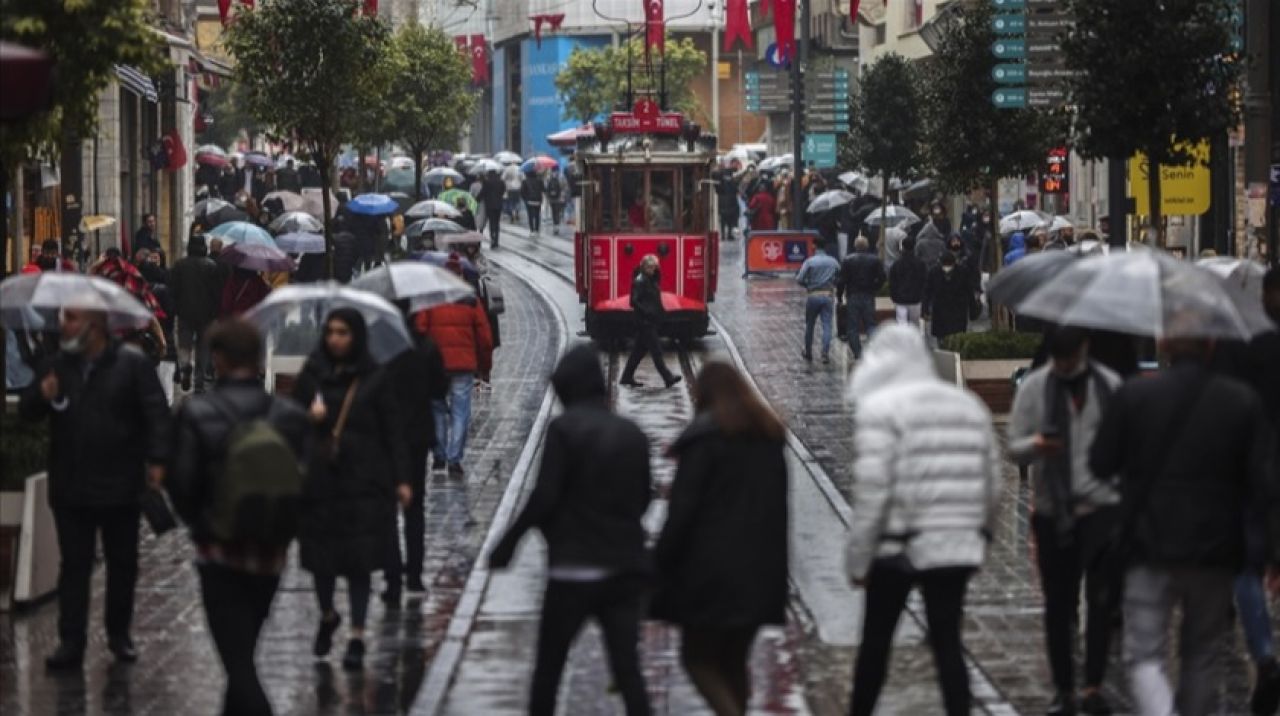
left=862, top=205, right=921, bottom=227
left=195, top=147, right=229, bottom=168
left=351, top=261, right=475, bottom=313
left=207, top=221, right=277, bottom=248
left=416, top=218, right=466, bottom=234
left=1000, top=210, right=1050, bottom=235
left=193, top=198, right=249, bottom=228
left=1046, top=215, right=1074, bottom=233
left=436, top=189, right=477, bottom=213
left=274, top=154, right=297, bottom=168
left=1017, top=250, right=1273, bottom=340
left=468, top=159, right=503, bottom=175
left=241, top=151, right=273, bottom=169
left=836, top=171, right=869, bottom=194
left=79, top=214, right=117, bottom=232
left=438, top=231, right=486, bottom=248
left=986, top=250, right=1080, bottom=307
left=263, top=190, right=306, bottom=214
left=269, top=211, right=324, bottom=234
left=494, top=151, right=522, bottom=165
left=806, top=190, right=857, bottom=215
left=300, top=188, right=339, bottom=219
left=244, top=283, right=411, bottom=363
left=1197, top=256, right=1268, bottom=292
left=388, top=156, right=415, bottom=171
left=423, top=167, right=464, bottom=184
left=219, top=242, right=296, bottom=272
left=405, top=200, right=462, bottom=220
left=411, top=251, right=480, bottom=283
left=519, top=156, right=558, bottom=174
left=1, top=272, right=153, bottom=331
left=275, top=231, right=327, bottom=255
left=347, top=193, right=400, bottom=216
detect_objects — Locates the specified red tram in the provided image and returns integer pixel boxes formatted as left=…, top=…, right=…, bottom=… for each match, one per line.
left=573, top=100, right=720, bottom=341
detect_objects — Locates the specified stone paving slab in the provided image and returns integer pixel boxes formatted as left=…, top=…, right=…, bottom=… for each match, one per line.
left=0, top=266, right=560, bottom=716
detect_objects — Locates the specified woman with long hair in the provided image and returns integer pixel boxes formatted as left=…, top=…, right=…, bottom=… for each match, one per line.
left=291, top=308, right=410, bottom=671
left=652, top=362, right=789, bottom=715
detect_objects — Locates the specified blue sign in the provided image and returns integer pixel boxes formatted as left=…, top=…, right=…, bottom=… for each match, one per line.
left=993, top=0, right=1025, bottom=7
left=992, top=40, right=1027, bottom=59
left=519, top=35, right=610, bottom=156
left=803, top=134, right=838, bottom=169
left=784, top=240, right=810, bottom=263
left=992, top=88, right=1028, bottom=108
left=992, top=64, right=1027, bottom=84
left=992, top=14, right=1026, bottom=34
left=765, top=43, right=787, bottom=68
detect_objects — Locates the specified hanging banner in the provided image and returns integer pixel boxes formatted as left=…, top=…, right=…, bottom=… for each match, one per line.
left=774, top=0, right=796, bottom=61
left=644, top=0, right=665, bottom=55
left=470, top=34, right=489, bottom=85
left=724, top=0, right=752, bottom=51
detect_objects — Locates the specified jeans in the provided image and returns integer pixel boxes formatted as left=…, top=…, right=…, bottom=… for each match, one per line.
left=176, top=319, right=211, bottom=389
left=1236, top=570, right=1275, bottom=663
left=314, top=572, right=372, bottom=630
left=894, top=302, right=921, bottom=326
left=505, top=191, right=520, bottom=220
left=198, top=562, right=279, bottom=716
left=530, top=576, right=651, bottom=716
left=681, top=626, right=758, bottom=715
left=1031, top=509, right=1121, bottom=692
left=526, top=202, right=542, bottom=233
left=52, top=504, right=141, bottom=646
left=387, top=442, right=430, bottom=592
left=846, top=293, right=877, bottom=358
left=804, top=295, right=834, bottom=358
left=851, top=561, right=973, bottom=716
left=432, top=373, right=474, bottom=465
left=1124, top=565, right=1233, bottom=716
left=620, top=321, right=675, bottom=384
left=485, top=209, right=502, bottom=246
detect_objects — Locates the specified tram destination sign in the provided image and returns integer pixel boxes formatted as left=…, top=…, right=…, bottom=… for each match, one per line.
left=609, top=99, right=683, bottom=134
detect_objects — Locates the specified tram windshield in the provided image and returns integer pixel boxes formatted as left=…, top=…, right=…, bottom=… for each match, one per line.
left=584, top=163, right=707, bottom=234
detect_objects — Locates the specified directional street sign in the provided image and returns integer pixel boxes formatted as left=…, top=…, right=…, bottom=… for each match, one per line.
left=1026, top=13, right=1073, bottom=33
left=803, top=134, right=838, bottom=169
left=992, top=64, right=1027, bottom=84
left=992, top=0, right=1025, bottom=8
left=992, top=88, right=1027, bottom=109
left=992, top=14, right=1026, bottom=34
left=1026, top=39, right=1062, bottom=57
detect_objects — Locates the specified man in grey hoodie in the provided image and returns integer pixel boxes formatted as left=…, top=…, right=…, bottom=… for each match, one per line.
left=1008, top=327, right=1122, bottom=716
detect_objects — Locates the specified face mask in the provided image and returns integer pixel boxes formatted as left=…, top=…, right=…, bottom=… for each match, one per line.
left=942, top=266, right=954, bottom=274
left=60, top=329, right=88, bottom=354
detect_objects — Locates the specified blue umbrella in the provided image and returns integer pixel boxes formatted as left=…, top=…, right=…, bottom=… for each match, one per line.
left=207, top=221, right=277, bottom=248
left=275, top=231, right=327, bottom=254
left=347, top=193, right=400, bottom=216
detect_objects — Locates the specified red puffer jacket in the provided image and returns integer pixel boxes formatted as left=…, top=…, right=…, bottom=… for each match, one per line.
left=414, top=299, right=494, bottom=379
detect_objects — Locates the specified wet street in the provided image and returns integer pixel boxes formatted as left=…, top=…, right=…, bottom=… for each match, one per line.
left=1, top=220, right=1268, bottom=715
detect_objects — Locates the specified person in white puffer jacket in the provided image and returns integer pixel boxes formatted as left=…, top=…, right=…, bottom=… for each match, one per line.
left=844, top=323, right=1002, bottom=716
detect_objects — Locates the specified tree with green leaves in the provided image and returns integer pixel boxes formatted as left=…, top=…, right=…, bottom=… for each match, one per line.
left=1063, top=0, right=1241, bottom=243
left=556, top=35, right=709, bottom=126
left=840, top=53, right=924, bottom=252
left=381, top=22, right=476, bottom=200
left=224, top=0, right=388, bottom=277
left=919, top=0, right=1062, bottom=272
left=0, top=0, right=164, bottom=267
left=196, top=82, right=263, bottom=150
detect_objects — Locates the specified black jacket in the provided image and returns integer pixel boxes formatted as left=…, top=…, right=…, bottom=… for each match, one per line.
left=133, top=227, right=161, bottom=254
left=388, top=334, right=447, bottom=452
left=169, top=254, right=222, bottom=326
left=629, top=268, right=664, bottom=324
left=652, top=415, right=788, bottom=627
left=480, top=175, right=506, bottom=211
left=521, top=175, right=545, bottom=204
left=1089, top=361, right=1278, bottom=570
left=838, top=251, right=886, bottom=300
left=20, top=342, right=170, bottom=508
left=490, top=345, right=652, bottom=573
left=275, top=168, right=301, bottom=193
left=167, top=378, right=308, bottom=543
left=716, top=175, right=740, bottom=218
left=888, top=252, right=928, bottom=305
left=332, top=231, right=358, bottom=283
left=291, top=350, right=410, bottom=575
left=923, top=266, right=971, bottom=340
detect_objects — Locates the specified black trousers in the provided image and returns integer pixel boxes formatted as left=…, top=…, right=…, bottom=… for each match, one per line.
left=550, top=202, right=565, bottom=227
left=52, top=504, right=141, bottom=646
left=525, top=202, right=542, bottom=233
left=530, top=576, right=651, bottom=716
left=1031, top=507, right=1121, bottom=692
left=314, top=573, right=372, bottom=630
left=681, top=625, right=758, bottom=715
left=621, top=321, right=675, bottom=383
left=719, top=215, right=738, bottom=241
left=387, top=442, right=430, bottom=591
left=485, top=209, right=502, bottom=245
left=198, top=562, right=280, bottom=716
left=850, top=561, right=974, bottom=716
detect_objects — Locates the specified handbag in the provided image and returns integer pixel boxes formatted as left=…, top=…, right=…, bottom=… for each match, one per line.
left=318, top=380, right=359, bottom=463
left=481, top=275, right=505, bottom=315
left=141, top=487, right=177, bottom=535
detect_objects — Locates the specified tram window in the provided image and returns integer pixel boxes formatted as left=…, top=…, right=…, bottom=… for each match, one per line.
left=681, top=168, right=698, bottom=232
left=622, top=170, right=646, bottom=230
left=649, top=171, right=675, bottom=231
left=594, top=167, right=615, bottom=232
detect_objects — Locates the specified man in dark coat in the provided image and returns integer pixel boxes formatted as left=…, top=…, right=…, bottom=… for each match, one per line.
left=716, top=170, right=740, bottom=241
left=1090, top=334, right=1278, bottom=716
left=522, top=171, right=545, bottom=235
left=275, top=159, right=302, bottom=193
left=480, top=169, right=506, bottom=249
left=889, top=236, right=928, bottom=326
left=488, top=344, right=653, bottom=716
left=619, top=254, right=681, bottom=389
left=20, top=307, right=170, bottom=669
left=169, top=234, right=222, bottom=392
left=133, top=213, right=161, bottom=255
left=838, top=236, right=886, bottom=359
left=167, top=319, right=308, bottom=715
left=923, top=252, right=973, bottom=344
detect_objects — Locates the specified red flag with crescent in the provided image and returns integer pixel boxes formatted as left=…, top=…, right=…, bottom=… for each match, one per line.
left=850, top=0, right=860, bottom=22
left=454, top=35, right=469, bottom=55
left=774, top=0, right=796, bottom=61
left=724, top=0, right=751, bottom=51
left=218, top=0, right=232, bottom=24
left=363, top=0, right=377, bottom=15
left=470, top=35, right=489, bottom=85
left=644, top=0, right=665, bottom=56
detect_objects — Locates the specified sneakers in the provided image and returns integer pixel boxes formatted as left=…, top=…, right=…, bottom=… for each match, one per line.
left=663, top=375, right=683, bottom=389
left=313, top=613, right=341, bottom=658
left=406, top=575, right=427, bottom=593
left=447, top=463, right=465, bottom=478
left=107, top=635, right=138, bottom=663
left=342, top=639, right=365, bottom=672
left=821, top=353, right=830, bottom=364
left=431, top=457, right=445, bottom=471
left=44, top=643, right=84, bottom=671
left=1253, top=657, right=1280, bottom=716
left=619, top=378, right=644, bottom=388
left=802, top=351, right=813, bottom=362
left=1078, top=690, right=1112, bottom=715
left=178, top=367, right=192, bottom=392
left=1047, top=691, right=1076, bottom=716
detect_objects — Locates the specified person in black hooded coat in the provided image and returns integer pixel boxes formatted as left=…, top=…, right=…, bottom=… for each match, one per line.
left=290, top=308, right=411, bottom=671
left=653, top=361, right=789, bottom=716
left=488, top=344, right=653, bottom=716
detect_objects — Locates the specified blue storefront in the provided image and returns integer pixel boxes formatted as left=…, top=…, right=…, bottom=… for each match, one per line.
left=495, top=35, right=610, bottom=158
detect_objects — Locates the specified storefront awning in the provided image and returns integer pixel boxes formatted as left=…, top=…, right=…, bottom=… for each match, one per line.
left=114, top=64, right=158, bottom=102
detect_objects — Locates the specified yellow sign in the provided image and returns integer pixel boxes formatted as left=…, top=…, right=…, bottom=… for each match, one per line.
left=1128, top=142, right=1211, bottom=215
left=718, top=62, right=731, bottom=80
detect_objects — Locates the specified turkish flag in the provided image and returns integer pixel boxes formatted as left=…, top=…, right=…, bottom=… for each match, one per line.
left=163, top=129, right=187, bottom=171
left=644, top=0, right=664, bottom=56
left=363, top=0, right=377, bottom=15
left=532, top=15, right=545, bottom=48
left=724, top=0, right=751, bottom=51
left=774, top=0, right=796, bottom=61
left=760, top=0, right=772, bottom=17
left=850, top=0, right=860, bottom=22
left=217, top=0, right=232, bottom=25
left=546, top=13, right=565, bottom=30
left=471, top=35, right=489, bottom=85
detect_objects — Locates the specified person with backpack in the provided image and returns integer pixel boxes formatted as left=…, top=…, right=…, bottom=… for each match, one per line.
left=522, top=170, right=546, bottom=236
left=291, top=308, right=412, bottom=671
left=545, top=167, right=567, bottom=236
left=168, top=319, right=308, bottom=716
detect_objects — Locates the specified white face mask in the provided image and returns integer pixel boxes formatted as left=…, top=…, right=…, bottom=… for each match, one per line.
left=942, top=266, right=954, bottom=274
left=59, top=331, right=87, bottom=354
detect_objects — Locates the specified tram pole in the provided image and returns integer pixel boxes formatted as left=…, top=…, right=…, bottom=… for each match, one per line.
left=790, top=0, right=809, bottom=226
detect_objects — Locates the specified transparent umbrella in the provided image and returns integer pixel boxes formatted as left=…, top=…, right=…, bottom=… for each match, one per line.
left=863, top=205, right=921, bottom=227
left=1197, top=256, right=1267, bottom=293
left=263, top=190, right=307, bottom=213
left=243, top=283, right=412, bottom=363
left=494, top=151, right=522, bottom=165
left=1018, top=250, right=1273, bottom=340
left=405, top=200, right=462, bottom=220
left=269, top=211, right=324, bottom=234
left=208, top=221, right=277, bottom=248
left=806, top=190, right=856, bottom=215
left=986, top=250, right=1080, bottom=307
left=351, top=261, right=476, bottom=312
left=1, top=272, right=153, bottom=331
left=275, top=232, right=327, bottom=255
left=219, top=243, right=296, bottom=272
left=424, top=167, right=465, bottom=184
left=999, top=210, right=1050, bottom=235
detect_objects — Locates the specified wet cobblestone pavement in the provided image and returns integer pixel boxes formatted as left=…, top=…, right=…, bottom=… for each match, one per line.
left=0, top=266, right=559, bottom=716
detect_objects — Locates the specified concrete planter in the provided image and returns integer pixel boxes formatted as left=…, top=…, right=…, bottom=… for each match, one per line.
left=0, top=473, right=60, bottom=611
left=960, top=359, right=1031, bottom=415
left=0, top=489, right=23, bottom=612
